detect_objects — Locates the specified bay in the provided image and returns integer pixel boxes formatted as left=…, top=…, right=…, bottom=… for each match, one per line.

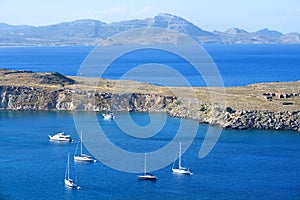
left=0, top=44, right=299, bottom=199
left=0, top=111, right=299, bottom=199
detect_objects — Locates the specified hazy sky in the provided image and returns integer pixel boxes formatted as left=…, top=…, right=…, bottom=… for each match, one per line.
left=0, top=0, right=299, bottom=33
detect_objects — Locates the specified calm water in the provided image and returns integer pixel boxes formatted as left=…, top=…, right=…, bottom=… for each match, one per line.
left=0, top=44, right=299, bottom=86
left=0, top=45, right=300, bottom=199
left=0, top=111, right=300, bottom=200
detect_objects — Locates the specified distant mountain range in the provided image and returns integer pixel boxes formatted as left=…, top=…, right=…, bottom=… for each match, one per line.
left=0, top=13, right=299, bottom=46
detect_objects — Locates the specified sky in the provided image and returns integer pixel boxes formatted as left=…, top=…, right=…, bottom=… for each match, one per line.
left=0, top=0, right=299, bottom=33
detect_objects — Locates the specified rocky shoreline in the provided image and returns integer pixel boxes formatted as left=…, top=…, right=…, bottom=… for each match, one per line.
left=0, top=69, right=299, bottom=132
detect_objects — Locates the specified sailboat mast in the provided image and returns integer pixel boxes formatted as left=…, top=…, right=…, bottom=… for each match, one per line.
left=67, top=153, right=70, bottom=179
left=80, top=132, right=83, bottom=156
left=179, top=142, right=182, bottom=168
left=65, top=155, right=68, bottom=179
left=144, top=153, right=147, bottom=175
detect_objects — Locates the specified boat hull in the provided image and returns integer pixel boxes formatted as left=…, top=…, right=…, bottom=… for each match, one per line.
left=102, top=113, right=114, bottom=120
left=49, top=132, right=72, bottom=142
left=74, top=155, right=94, bottom=162
left=64, top=178, right=76, bottom=188
left=138, top=174, right=157, bottom=181
left=172, top=168, right=193, bottom=175
left=49, top=136, right=71, bottom=142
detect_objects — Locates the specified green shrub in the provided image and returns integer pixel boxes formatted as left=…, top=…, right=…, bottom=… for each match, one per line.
left=225, top=106, right=233, bottom=113
left=199, top=106, right=206, bottom=112
left=175, top=100, right=181, bottom=105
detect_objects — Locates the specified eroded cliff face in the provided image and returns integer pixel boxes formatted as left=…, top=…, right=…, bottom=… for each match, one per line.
left=0, top=70, right=299, bottom=132
left=167, top=99, right=300, bottom=131
left=0, top=85, right=299, bottom=132
left=0, top=86, right=58, bottom=110
left=0, top=85, right=175, bottom=112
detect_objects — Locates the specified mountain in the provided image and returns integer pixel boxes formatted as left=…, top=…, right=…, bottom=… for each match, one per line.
left=151, top=13, right=213, bottom=37
left=0, top=13, right=299, bottom=46
left=225, top=28, right=249, bottom=35
left=255, top=28, right=283, bottom=37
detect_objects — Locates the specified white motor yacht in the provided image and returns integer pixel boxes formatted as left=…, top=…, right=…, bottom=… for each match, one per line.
left=49, top=132, right=72, bottom=142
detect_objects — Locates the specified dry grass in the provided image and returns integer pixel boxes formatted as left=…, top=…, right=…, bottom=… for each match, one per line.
left=1, top=70, right=299, bottom=112
left=70, top=78, right=300, bottom=112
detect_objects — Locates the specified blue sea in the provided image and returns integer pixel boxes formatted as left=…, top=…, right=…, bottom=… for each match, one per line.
left=0, top=45, right=300, bottom=199
left=0, top=111, right=300, bottom=200
left=0, top=44, right=299, bottom=86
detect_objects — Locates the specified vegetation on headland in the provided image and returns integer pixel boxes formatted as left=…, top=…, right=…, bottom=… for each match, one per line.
left=0, top=69, right=299, bottom=132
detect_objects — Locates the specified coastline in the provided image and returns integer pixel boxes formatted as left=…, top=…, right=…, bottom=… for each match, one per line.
left=0, top=69, right=299, bottom=132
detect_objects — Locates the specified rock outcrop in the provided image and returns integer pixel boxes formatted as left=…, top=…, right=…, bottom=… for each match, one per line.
left=0, top=69, right=299, bottom=132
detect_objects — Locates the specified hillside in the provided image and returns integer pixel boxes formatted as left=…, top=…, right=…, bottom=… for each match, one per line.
left=0, top=13, right=299, bottom=46
left=0, top=69, right=299, bottom=131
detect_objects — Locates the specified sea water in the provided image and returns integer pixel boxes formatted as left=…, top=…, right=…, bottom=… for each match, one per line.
left=0, top=44, right=299, bottom=86
left=0, top=45, right=300, bottom=199
left=0, top=111, right=300, bottom=199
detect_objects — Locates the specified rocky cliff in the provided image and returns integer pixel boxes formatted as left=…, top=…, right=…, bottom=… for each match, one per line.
left=0, top=69, right=299, bottom=132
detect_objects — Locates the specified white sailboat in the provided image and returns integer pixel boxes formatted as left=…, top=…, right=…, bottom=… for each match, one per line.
left=74, top=132, right=96, bottom=162
left=138, top=153, right=157, bottom=180
left=172, top=142, right=193, bottom=175
left=64, top=153, right=78, bottom=188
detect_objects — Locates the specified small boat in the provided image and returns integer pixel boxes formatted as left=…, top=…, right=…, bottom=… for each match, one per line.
left=138, top=153, right=157, bottom=181
left=102, top=112, right=114, bottom=120
left=64, top=153, right=77, bottom=188
left=74, top=132, right=96, bottom=162
left=49, top=132, right=72, bottom=142
left=172, top=141, right=193, bottom=175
